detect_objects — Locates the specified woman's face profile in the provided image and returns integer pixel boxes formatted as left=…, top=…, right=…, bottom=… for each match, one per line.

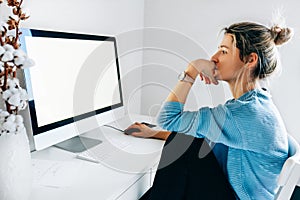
left=211, top=34, right=245, bottom=83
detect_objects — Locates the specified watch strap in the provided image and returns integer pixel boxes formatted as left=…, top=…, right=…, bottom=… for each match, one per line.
left=179, top=71, right=195, bottom=84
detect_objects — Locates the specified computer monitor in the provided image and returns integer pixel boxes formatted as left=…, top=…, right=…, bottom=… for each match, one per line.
left=20, top=28, right=125, bottom=151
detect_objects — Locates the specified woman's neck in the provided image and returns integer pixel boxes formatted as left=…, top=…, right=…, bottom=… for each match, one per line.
left=229, top=79, right=258, bottom=99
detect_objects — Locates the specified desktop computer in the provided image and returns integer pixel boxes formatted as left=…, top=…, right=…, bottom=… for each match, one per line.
left=19, top=28, right=125, bottom=152
left=19, top=29, right=164, bottom=200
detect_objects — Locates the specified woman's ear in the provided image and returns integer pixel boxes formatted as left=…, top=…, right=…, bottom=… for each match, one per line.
left=246, top=53, right=258, bottom=69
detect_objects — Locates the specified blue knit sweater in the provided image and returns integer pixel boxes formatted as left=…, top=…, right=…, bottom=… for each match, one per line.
left=157, top=88, right=288, bottom=199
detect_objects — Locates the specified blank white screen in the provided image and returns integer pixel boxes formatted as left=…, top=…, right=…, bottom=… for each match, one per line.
left=25, top=36, right=121, bottom=127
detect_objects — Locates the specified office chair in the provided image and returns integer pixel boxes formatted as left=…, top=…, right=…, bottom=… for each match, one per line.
left=141, top=133, right=300, bottom=200
left=275, top=134, right=300, bottom=200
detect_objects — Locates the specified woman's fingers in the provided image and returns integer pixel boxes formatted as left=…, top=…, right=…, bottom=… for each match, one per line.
left=125, top=122, right=155, bottom=138
left=199, top=73, right=204, bottom=81
left=126, top=123, right=140, bottom=130
left=131, top=131, right=146, bottom=138
left=192, top=60, right=218, bottom=85
left=204, top=75, right=211, bottom=84
left=200, top=71, right=218, bottom=85
left=211, top=78, right=219, bottom=85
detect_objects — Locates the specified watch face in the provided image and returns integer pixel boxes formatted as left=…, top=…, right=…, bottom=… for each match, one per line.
left=178, top=71, right=194, bottom=84
left=178, top=72, right=186, bottom=80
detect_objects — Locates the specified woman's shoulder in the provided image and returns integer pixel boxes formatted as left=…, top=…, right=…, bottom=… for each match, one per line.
left=224, top=88, right=271, bottom=109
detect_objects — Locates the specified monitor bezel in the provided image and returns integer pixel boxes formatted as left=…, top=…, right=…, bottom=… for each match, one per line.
left=24, top=29, right=124, bottom=136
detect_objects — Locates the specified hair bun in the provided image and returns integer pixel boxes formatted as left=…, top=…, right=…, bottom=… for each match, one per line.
left=270, top=25, right=293, bottom=45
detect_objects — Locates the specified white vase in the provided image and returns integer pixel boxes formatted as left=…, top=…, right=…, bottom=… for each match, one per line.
left=0, top=129, right=32, bottom=200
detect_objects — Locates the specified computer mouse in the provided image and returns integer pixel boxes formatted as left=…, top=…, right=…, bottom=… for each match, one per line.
left=124, top=128, right=141, bottom=135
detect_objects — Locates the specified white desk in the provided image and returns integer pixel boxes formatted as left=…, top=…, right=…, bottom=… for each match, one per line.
left=30, top=114, right=165, bottom=200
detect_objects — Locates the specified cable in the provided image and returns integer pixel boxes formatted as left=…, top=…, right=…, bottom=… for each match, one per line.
left=103, top=124, right=124, bottom=133
left=103, top=122, right=156, bottom=133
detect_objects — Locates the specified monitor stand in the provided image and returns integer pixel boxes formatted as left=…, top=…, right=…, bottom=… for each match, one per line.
left=54, top=136, right=102, bottom=153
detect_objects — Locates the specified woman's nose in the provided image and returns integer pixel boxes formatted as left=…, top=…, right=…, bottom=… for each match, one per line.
left=210, top=53, right=218, bottom=63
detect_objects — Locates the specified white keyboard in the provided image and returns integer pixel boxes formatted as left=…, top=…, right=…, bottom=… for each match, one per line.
left=76, top=139, right=130, bottom=163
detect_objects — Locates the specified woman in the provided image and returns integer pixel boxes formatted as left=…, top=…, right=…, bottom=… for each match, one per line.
left=126, top=22, right=293, bottom=199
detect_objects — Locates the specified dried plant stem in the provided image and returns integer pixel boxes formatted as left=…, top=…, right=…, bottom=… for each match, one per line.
left=2, top=64, right=9, bottom=91
left=0, top=0, right=30, bottom=114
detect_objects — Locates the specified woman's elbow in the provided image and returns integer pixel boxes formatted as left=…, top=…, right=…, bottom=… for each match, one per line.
left=157, top=113, right=181, bottom=131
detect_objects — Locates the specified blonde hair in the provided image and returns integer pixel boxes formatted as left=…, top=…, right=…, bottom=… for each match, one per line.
left=224, top=22, right=293, bottom=79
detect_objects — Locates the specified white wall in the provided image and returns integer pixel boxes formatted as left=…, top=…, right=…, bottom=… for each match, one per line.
left=142, top=0, right=300, bottom=141
left=1, top=0, right=145, bottom=150
left=1, top=0, right=299, bottom=142
left=1, top=0, right=145, bottom=115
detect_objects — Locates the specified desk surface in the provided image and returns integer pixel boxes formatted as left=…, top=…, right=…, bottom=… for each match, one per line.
left=30, top=114, right=165, bottom=200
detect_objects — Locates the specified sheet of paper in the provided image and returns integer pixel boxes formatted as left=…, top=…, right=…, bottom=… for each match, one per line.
left=32, top=159, right=82, bottom=188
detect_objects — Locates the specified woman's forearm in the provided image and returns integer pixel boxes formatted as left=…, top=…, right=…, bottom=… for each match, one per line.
left=166, top=65, right=198, bottom=103
left=152, top=130, right=172, bottom=140
left=166, top=81, right=193, bottom=103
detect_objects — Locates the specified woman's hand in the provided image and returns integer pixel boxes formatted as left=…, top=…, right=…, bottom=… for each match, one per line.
left=125, top=122, right=171, bottom=140
left=186, top=59, right=218, bottom=85
left=125, top=122, right=159, bottom=138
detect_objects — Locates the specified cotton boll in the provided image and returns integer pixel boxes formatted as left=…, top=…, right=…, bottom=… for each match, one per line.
left=0, top=110, right=8, bottom=124
left=7, top=61, right=15, bottom=67
left=16, top=125, right=25, bottom=134
left=19, top=100, right=27, bottom=110
left=1, top=51, right=14, bottom=62
left=6, top=29, right=16, bottom=37
left=9, top=86, right=18, bottom=94
left=0, top=61, right=4, bottom=73
left=17, top=123, right=25, bottom=129
left=13, top=49, right=26, bottom=57
left=22, top=57, right=35, bottom=68
left=7, top=78, right=20, bottom=91
left=0, top=114, right=26, bottom=135
left=11, top=78, right=20, bottom=86
left=2, top=120, right=17, bottom=133
left=9, top=15, right=19, bottom=22
left=0, top=110, right=9, bottom=118
left=3, top=44, right=14, bottom=52
left=0, top=114, right=5, bottom=120
left=14, top=56, right=25, bottom=66
left=15, top=115, right=23, bottom=124
left=1, top=38, right=5, bottom=45
left=6, top=84, right=18, bottom=94
left=6, top=114, right=16, bottom=122
left=19, top=88, right=28, bottom=100
left=8, top=93, right=21, bottom=106
left=16, top=124, right=26, bottom=135
left=0, top=24, right=6, bottom=32
left=0, top=128, right=5, bottom=135
left=0, top=46, right=5, bottom=55
left=2, top=90, right=13, bottom=100
left=7, top=61, right=14, bottom=66
left=10, top=105, right=16, bottom=110
left=22, top=8, right=31, bottom=18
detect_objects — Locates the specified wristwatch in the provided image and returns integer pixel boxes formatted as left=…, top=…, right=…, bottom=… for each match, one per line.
left=178, top=71, right=195, bottom=84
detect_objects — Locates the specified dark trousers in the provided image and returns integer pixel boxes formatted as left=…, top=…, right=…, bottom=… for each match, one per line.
left=141, top=132, right=236, bottom=200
